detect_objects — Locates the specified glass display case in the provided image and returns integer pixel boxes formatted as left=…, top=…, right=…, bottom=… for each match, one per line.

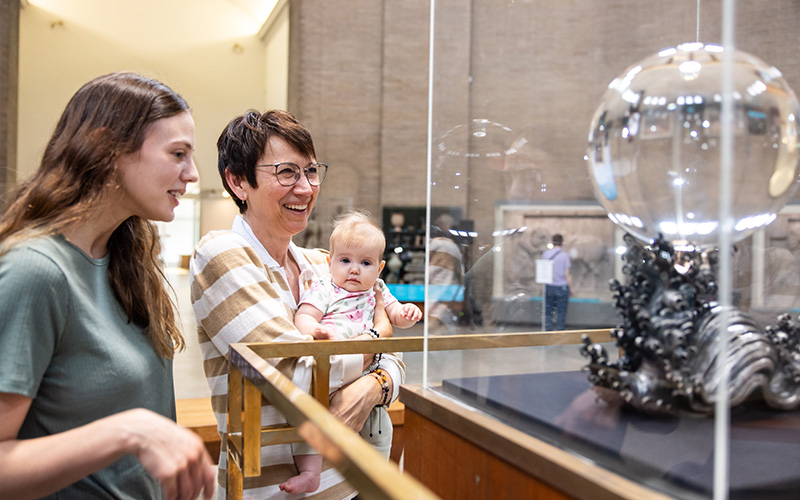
left=407, top=1, right=800, bottom=499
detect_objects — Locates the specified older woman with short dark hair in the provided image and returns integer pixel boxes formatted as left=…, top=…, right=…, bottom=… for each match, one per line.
left=191, top=109, right=404, bottom=499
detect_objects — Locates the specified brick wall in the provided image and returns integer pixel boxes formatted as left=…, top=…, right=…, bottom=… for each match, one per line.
left=289, top=0, right=386, bottom=231
left=287, top=0, right=800, bottom=247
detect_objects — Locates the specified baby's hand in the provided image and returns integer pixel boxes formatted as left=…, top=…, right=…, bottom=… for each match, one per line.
left=401, top=303, right=423, bottom=323
left=312, top=325, right=337, bottom=340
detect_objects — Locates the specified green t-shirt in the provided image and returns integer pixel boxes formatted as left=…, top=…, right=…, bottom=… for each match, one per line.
left=0, top=235, right=175, bottom=499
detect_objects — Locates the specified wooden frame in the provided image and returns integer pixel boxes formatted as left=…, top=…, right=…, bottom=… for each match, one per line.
left=401, top=385, right=674, bottom=500
left=224, top=329, right=617, bottom=499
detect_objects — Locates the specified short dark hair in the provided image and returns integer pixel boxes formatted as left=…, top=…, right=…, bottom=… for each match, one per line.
left=552, top=234, right=563, bottom=246
left=217, top=109, right=316, bottom=213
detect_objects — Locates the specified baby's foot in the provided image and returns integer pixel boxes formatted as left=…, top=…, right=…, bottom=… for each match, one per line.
left=279, top=471, right=321, bottom=494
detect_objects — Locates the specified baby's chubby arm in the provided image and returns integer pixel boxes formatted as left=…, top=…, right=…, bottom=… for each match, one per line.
left=386, top=301, right=423, bottom=329
left=295, top=303, right=337, bottom=340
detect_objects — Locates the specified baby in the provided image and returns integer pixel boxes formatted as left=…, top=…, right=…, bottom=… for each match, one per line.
left=279, top=209, right=422, bottom=494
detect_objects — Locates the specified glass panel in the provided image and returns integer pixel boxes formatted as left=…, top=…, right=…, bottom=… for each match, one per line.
left=424, top=1, right=800, bottom=499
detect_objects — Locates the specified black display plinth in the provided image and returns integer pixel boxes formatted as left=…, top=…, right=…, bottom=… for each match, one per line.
left=442, top=371, right=800, bottom=499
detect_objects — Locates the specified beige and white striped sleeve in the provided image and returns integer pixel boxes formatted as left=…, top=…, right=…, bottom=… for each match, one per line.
left=190, top=231, right=314, bottom=411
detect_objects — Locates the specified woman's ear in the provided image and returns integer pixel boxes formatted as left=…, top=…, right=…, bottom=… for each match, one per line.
left=224, top=168, right=249, bottom=200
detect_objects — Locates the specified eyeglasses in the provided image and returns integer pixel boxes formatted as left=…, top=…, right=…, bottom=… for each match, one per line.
left=255, top=162, right=328, bottom=187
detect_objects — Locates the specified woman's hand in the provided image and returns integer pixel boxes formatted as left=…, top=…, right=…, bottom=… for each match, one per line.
left=118, top=409, right=217, bottom=500
left=329, top=373, right=394, bottom=432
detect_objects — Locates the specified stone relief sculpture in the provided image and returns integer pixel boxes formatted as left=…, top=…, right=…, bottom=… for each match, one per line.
left=504, top=215, right=614, bottom=300
left=763, top=217, right=800, bottom=308
left=570, top=234, right=610, bottom=294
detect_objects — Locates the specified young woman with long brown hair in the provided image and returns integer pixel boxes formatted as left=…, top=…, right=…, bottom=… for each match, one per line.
left=0, top=72, right=215, bottom=500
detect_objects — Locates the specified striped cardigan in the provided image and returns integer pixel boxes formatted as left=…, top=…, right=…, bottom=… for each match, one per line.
left=190, top=216, right=404, bottom=499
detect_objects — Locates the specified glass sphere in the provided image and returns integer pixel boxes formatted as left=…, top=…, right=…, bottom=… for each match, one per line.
left=587, top=42, right=800, bottom=247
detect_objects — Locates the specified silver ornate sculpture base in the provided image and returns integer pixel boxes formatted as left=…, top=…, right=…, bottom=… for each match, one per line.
left=581, top=234, right=800, bottom=414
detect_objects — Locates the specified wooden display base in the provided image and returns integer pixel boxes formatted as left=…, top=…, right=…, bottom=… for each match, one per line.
left=401, top=384, right=671, bottom=500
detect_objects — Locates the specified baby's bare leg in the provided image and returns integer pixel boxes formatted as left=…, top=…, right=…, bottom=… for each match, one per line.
left=279, top=454, right=323, bottom=494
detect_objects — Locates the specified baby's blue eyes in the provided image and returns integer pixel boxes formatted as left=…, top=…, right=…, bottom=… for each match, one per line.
left=338, top=258, right=373, bottom=267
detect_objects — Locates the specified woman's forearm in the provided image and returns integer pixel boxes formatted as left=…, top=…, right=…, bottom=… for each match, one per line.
left=371, top=286, right=393, bottom=338
left=329, top=375, right=384, bottom=432
left=375, top=353, right=404, bottom=403
left=0, top=414, right=133, bottom=499
left=372, top=311, right=393, bottom=337
left=0, top=409, right=214, bottom=500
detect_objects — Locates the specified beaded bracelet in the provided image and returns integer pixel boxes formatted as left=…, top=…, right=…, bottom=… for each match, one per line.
left=370, top=368, right=390, bottom=407
left=368, top=329, right=383, bottom=365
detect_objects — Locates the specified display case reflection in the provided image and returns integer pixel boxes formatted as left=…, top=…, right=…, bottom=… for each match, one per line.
left=427, top=119, right=620, bottom=333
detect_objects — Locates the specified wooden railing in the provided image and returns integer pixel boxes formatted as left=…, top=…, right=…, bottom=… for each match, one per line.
left=225, top=329, right=614, bottom=499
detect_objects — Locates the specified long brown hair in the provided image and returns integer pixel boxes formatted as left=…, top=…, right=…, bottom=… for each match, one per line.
left=0, top=72, right=189, bottom=358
